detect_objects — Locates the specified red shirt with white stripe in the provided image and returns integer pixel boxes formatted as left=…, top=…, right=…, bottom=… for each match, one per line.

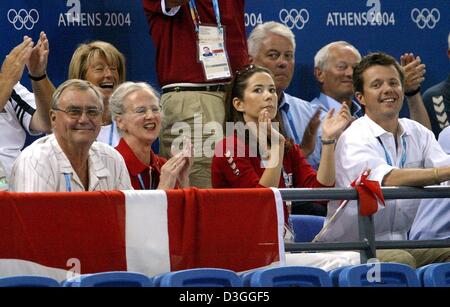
left=211, top=134, right=329, bottom=189
left=115, top=138, right=167, bottom=190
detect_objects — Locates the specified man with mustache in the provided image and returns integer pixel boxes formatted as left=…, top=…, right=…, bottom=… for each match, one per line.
left=9, top=79, right=132, bottom=192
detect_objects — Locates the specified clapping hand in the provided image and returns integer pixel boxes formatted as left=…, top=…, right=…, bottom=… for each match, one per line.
left=27, top=31, right=49, bottom=78
left=321, top=104, right=351, bottom=141
left=1, top=36, right=33, bottom=86
left=300, top=108, right=321, bottom=156
left=400, top=53, right=425, bottom=94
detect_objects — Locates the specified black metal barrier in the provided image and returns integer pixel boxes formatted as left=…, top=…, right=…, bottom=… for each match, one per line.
left=280, top=186, right=450, bottom=263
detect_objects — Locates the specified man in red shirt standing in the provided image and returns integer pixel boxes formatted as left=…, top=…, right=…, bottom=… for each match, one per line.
left=142, top=0, right=248, bottom=188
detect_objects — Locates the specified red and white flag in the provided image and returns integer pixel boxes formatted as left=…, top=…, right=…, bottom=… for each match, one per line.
left=0, top=188, right=284, bottom=281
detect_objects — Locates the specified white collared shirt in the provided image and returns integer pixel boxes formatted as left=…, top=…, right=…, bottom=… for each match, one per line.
left=9, top=134, right=132, bottom=192
left=319, top=115, right=450, bottom=242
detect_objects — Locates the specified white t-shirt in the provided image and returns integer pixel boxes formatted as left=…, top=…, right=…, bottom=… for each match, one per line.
left=9, top=134, right=132, bottom=192
left=319, top=115, right=450, bottom=242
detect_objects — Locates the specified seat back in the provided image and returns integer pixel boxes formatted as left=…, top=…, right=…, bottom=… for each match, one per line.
left=63, top=271, right=152, bottom=287
left=339, top=263, right=420, bottom=287
left=289, top=215, right=325, bottom=242
left=240, top=271, right=256, bottom=287
left=249, top=266, right=332, bottom=287
left=421, top=263, right=450, bottom=287
left=328, top=266, right=349, bottom=287
left=159, top=268, right=242, bottom=287
left=0, top=276, right=60, bottom=287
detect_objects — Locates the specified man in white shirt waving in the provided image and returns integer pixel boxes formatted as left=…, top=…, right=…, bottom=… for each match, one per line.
left=320, top=52, right=450, bottom=268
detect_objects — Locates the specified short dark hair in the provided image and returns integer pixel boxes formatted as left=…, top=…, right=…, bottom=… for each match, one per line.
left=353, top=52, right=404, bottom=94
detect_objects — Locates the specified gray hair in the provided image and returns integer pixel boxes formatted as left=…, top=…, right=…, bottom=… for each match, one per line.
left=314, top=41, right=361, bottom=71
left=247, top=21, right=296, bottom=57
left=109, top=81, right=160, bottom=120
left=51, top=79, right=104, bottom=109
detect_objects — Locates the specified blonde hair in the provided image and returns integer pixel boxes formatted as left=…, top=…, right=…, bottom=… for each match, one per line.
left=68, top=41, right=126, bottom=83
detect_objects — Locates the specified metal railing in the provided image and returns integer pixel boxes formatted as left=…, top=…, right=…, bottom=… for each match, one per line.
left=280, top=186, right=450, bottom=263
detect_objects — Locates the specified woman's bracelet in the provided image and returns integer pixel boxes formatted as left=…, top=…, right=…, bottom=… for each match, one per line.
left=321, top=138, right=336, bottom=145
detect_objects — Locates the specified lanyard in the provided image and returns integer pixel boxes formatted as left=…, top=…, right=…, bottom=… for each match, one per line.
left=281, top=106, right=301, bottom=145
left=108, top=122, right=115, bottom=146
left=63, top=173, right=72, bottom=192
left=137, top=167, right=153, bottom=190
left=189, top=0, right=221, bottom=32
left=377, top=135, right=407, bottom=168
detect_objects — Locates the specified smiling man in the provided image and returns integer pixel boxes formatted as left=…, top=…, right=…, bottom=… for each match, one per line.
left=9, top=79, right=132, bottom=192
left=319, top=52, right=450, bottom=268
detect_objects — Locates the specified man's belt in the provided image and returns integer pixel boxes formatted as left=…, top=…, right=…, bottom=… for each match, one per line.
left=162, top=84, right=227, bottom=94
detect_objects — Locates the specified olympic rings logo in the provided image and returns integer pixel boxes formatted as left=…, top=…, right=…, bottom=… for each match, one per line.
left=410, top=8, right=440, bottom=29
left=7, top=9, right=39, bottom=31
left=279, top=8, right=309, bottom=30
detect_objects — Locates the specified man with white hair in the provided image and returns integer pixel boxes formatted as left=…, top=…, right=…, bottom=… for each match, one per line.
left=10, top=79, right=132, bottom=192
left=318, top=52, right=450, bottom=268
left=247, top=21, right=324, bottom=215
left=311, top=41, right=431, bottom=169
left=422, top=32, right=450, bottom=138
left=248, top=22, right=321, bottom=163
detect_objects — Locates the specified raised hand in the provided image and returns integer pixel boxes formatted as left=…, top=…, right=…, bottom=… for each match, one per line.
left=300, top=108, right=321, bottom=156
left=321, top=104, right=351, bottom=141
left=27, top=31, right=49, bottom=77
left=1, top=36, right=33, bottom=86
left=159, top=152, right=188, bottom=189
left=400, top=53, right=425, bottom=94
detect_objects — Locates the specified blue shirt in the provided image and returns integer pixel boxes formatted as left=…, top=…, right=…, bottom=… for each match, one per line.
left=310, top=93, right=363, bottom=169
left=278, top=92, right=321, bottom=168
left=409, top=127, right=450, bottom=240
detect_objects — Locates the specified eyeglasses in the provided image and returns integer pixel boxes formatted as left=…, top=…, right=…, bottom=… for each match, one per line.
left=130, top=105, right=161, bottom=116
left=52, top=107, right=103, bottom=119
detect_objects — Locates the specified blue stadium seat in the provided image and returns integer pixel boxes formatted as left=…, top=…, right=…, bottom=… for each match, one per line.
left=62, top=271, right=152, bottom=287
left=419, top=263, right=450, bottom=287
left=289, top=215, right=325, bottom=242
left=0, top=276, right=60, bottom=287
left=248, top=266, right=332, bottom=287
left=159, top=268, right=242, bottom=287
left=416, top=263, right=439, bottom=286
left=150, top=272, right=168, bottom=287
left=339, top=263, right=420, bottom=287
left=328, top=266, right=349, bottom=287
left=240, top=270, right=256, bottom=287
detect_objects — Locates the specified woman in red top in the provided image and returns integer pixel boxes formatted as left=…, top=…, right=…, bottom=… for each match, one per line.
left=110, top=82, right=192, bottom=190
left=212, top=65, right=350, bottom=192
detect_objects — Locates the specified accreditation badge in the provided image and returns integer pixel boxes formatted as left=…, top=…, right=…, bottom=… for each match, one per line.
left=197, top=25, right=231, bottom=80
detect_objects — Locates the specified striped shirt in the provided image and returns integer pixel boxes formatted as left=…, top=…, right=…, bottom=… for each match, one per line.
left=9, top=134, right=132, bottom=192
left=0, top=82, right=41, bottom=178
